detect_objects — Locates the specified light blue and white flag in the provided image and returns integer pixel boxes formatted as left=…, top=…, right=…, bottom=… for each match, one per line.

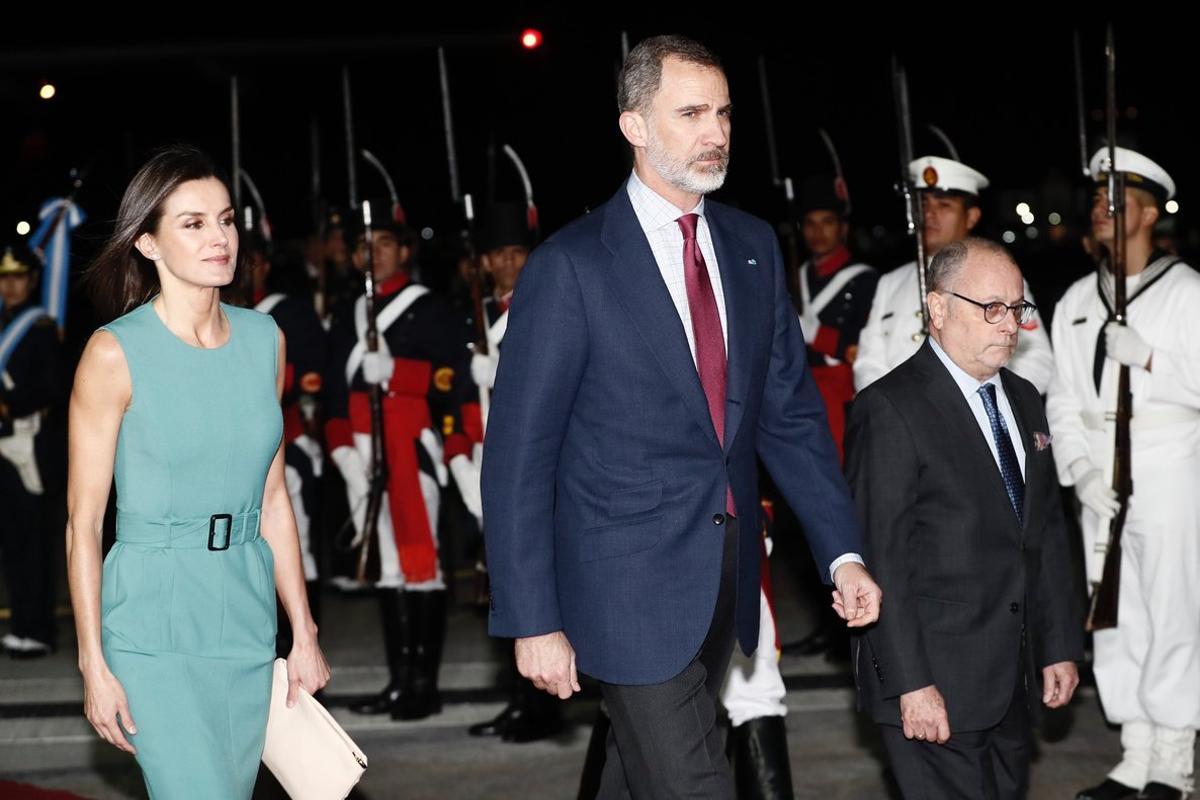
left=0, top=305, right=48, bottom=374
left=27, top=197, right=85, bottom=328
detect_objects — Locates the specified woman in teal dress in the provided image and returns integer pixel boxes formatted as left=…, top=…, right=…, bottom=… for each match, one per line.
left=65, top=145, right=330, bottom=798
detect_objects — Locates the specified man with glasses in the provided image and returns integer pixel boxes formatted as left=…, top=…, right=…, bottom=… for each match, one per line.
left=847, top=237, right=1084, bottom=798
left=1048, top=149, right=1200, bottom=800
left=854, top=156, right=1055, bottom=393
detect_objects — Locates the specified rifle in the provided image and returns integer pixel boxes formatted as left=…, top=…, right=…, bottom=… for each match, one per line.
left=756, top=55, right=802, bottom=310
left=343, top=66, right=385, bottom=585
left=309, top=117, right=329, bottom=320
left=818, top=128, right=851, bottom=219
left=1087, top=25, right=1132, bottom=632
left=1073, top=30, right=1092, bottom=180
left=891, top=56, right=929, bottom=333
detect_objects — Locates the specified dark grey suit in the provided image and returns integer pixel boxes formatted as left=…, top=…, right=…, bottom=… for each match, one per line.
left=845, top=340, right=1084, bottom=798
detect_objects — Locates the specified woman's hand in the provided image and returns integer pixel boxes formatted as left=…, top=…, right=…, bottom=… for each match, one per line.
left=285, top=636, right=331, bottom=707
left=82, top=664, right=138, bottom=754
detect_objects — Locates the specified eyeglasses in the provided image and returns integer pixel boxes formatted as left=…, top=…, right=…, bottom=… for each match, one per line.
left=947, top=292, right=1038, bottom=325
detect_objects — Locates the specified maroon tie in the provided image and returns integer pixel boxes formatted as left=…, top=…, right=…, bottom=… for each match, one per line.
left=677, top=213, right=735, bottom=515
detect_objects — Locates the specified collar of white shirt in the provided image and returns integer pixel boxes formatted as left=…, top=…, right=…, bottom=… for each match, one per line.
left=626, top=169, right=704, bottom=233
left=928, top=335, right=1003, bottom=402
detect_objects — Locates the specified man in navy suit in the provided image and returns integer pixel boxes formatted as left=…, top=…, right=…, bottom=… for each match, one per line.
left=482, top=35, right=881, bottom=797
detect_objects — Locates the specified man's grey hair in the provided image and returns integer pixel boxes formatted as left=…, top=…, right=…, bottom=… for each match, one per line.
left=617, top=35, right=723, bottom=116
left=926, top=237, right=1017, bottom=292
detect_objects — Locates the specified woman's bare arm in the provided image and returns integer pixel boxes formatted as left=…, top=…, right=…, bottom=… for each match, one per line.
left=66, top=330, right=137, bottom=753
left=259, top=328, right=330, bottom=704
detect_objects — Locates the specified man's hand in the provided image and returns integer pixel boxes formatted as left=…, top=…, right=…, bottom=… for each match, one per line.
left=1042, top=661, right=1080, bottom=709
left=900, top=685, right=951, bottom=744
left=831, top=562, right=882, bottom=627
left=515, top=631, right=581, bottom=700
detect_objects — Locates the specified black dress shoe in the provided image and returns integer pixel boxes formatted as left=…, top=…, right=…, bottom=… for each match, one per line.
left=782, top=628, right=834, bottom=656
left=1137, top=783, right=1185, bottom=800
left=469, top=704, right=516, bottom=737
left=1076, top=778, right=1141, bottom=800
left=502, top=707, right=564, bottom=743
left=348, top=684, right=402, bottom=715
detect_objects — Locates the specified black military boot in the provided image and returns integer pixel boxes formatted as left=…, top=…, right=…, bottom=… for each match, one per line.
left=469, top=656, right=519, bottom=737
left=349, top=589, right=411, bottom=715
left=1075, top=778, right=1141, bottom=800
left=1136, top=783, right=1185, bottom=799
left=468, top=701, right=516, bottom=737
left=731, top=715, right=795, bottom=800
left=392, top=589, right=445, bottom=720
left=503, top=676, right=564, bottom=743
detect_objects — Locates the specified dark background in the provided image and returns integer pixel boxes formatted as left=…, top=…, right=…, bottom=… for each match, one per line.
left=1, top=17, right=1194, bottom=337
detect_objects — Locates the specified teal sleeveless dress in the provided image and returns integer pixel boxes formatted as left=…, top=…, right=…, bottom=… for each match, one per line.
left=99, top=302, right=282, bottom=799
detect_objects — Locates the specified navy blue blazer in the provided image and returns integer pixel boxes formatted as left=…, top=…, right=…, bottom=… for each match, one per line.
left=481, top=182, right=862, bottom=685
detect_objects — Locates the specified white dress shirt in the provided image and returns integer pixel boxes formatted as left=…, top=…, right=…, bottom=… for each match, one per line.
left=626, top=170, right=862, bottom=581
left=626, top=170, right=729, bottom=362
left=929, top=336, right=1027, bottom=478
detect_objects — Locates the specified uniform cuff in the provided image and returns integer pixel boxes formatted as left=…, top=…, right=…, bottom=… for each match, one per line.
left=444, top=432, right=473, bottom=463
left=812, top=325, right=840, bottom=358
left=325, top=418, right=354, bottom=452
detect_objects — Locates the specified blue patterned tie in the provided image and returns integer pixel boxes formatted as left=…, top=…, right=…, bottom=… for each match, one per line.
left=978, top=383, right=1024, bottom=520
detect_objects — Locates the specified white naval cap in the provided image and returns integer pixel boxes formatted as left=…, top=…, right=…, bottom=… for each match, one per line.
left=1089, top=146, right=1176, bottom=202
left=908, top=155, right=989, bottom=196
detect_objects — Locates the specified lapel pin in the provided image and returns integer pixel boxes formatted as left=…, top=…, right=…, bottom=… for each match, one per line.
left=747, top=258, right=757, bottom=265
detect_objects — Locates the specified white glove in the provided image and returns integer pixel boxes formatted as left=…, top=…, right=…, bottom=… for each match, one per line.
left=470, top=352, right=498, bottom=390
left=1104, top=322, right=1152, bottom=369
left=798, top=312, right=820, bottom=345
left=331, top=445, right=370, bottom=512
left=1072, top=465, right=1121, bottom=518
left=449, top=454, right=483, bottom=524
left=0, top=418, right=43, bottom=495
left=362, top=351, right=395, bottom=385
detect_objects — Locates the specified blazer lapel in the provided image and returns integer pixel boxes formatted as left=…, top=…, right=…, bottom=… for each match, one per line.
left=600, top=187, right=720, bottom=448
left=915, top=343, right=1021, bottom=536
left=706, top=206, right=758, bottom=453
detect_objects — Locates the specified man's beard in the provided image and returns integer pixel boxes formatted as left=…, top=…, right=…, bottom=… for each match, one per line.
left=645, top=127, right=729, bottom=196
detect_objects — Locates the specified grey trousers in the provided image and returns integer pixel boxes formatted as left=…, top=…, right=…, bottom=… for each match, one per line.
left=596, top=519, right=740, bottom=800
left=880, top=674, right=1032, bottom=800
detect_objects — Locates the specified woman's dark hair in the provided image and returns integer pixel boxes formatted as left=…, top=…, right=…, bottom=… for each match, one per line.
left=86, top=144, right=232, bottom=321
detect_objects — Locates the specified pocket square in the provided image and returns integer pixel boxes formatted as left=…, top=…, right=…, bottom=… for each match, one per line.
left=1033, top=431, right=1053, bottom=451
left=747, top=258, right=757, bottom=266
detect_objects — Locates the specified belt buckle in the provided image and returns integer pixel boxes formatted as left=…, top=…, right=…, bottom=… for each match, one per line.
left=208, top=514, right=233, bottom=551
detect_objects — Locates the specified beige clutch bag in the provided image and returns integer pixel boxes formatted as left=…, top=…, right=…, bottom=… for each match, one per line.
left=262, top=658, right=367, bottom=799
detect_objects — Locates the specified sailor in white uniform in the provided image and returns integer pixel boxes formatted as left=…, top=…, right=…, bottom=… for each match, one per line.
left=854, top=155, right=1054, bottom=393
left=1049, top=148, right=1200, bottom=800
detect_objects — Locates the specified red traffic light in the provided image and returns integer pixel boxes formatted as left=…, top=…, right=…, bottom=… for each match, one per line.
left=520, top=28, right=543, bottom=50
